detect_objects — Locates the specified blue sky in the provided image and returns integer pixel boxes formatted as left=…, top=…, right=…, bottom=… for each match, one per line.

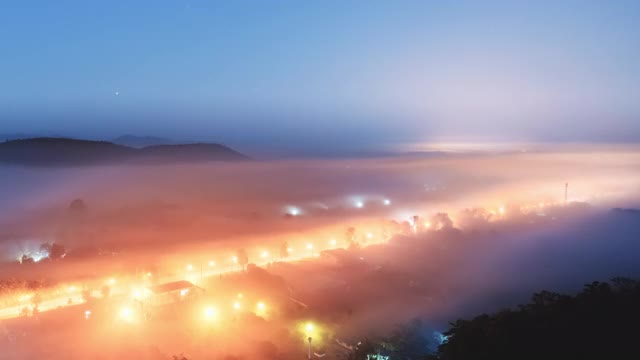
left=1, top=1, right=639, bottom=154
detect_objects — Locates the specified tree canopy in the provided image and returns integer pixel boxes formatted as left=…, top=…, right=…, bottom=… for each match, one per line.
left=429, top=278, right=640, bottom=360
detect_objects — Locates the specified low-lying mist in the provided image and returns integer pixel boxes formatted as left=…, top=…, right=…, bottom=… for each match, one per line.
left=1, top=146, right=640, bottom=359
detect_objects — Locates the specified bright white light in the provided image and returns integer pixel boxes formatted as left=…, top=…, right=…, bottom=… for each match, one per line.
left=232, top=256, right=238, bottom=263
left=306, top=243, right=314, bottom=250
left=383, top=199, right=391, bottom=206
left=257, top=302, right=266, bottom=311
left=233, top=301, right=241, bottom=310
left=287, top=206, right=301, bottom=216
left=180, top=289, right=189, bottom=297
left=425, top=222, right=432, bottom=229
left=32, top=253, right=44, bottom=262
left=133, top=289, right=143, bottom=299
left=84, top=310, right=91, bottom=320
left=329, top=239, right=337, bottom=246
left=186, top=264, right=193, bottom=271
left=498, top=206, right=506, bottom=215
left=204, top=306, right=217, bottom=319
left=120, top=307, right=132, bottom=320
left=354, top=201, right=364, bottom=208
left=287, top=247, right=294, bottom=253
left=208, top=260, right=215, bottom=267
left=108, top=278, right=116, bottom=285
left=260, top=250, right=270, bottom=259
left=366, top=233, right=373, bottom=238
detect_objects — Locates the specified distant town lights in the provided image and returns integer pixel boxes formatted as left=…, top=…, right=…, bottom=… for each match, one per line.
left=287, top=206, right=301, bottom=216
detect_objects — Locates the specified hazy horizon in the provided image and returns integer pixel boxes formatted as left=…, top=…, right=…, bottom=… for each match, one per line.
left=2, top=1, right=640, bottom=157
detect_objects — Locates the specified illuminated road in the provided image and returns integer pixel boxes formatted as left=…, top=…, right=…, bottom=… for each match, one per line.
left=0, top=243, right=345, bottom=320
left=0, top=199, right=564, bottom=320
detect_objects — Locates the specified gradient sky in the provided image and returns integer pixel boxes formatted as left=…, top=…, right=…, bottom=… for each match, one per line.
left=1, top=1, right=639, bottom=155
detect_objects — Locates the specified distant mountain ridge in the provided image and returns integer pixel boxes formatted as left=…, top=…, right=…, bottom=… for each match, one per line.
left=112, top=135, right=174, bottom=148
left=0, top=137, right=250, bottom=166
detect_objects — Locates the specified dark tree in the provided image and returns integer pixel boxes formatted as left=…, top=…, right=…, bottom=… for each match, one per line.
left=279, top=241, right=289, bottom=260
left=49, top=243, right=66, bottom=259
left=236, top=248, right=249, bottom=271
left=348, top=339, right=379, bottom=360
left=31, top=293, right=42, bottom=307
left=349, top=320, right=430, bottom=360
left=39, top=242, right=66, bottom=260
left=68, top=198, right=87, bottom=213
left=345, top=227, right=356, bottom=243
left=82, top=288, right=93, bottom=302
left=429, top=278, right=640, bottom=360
left=101, top=285, right=111, bottom=298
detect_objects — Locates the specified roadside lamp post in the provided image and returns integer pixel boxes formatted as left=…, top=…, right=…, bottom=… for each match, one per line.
left=308, top=336, right=313, bottom=360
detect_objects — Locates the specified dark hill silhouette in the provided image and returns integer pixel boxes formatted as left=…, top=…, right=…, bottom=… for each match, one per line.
left=138, top=143, right=248, bottom=162
left=427, top=278, right=640, bottom=360
left=0, top=137, right=249, bottom=166
left=112, top=135, right=173, bottom=148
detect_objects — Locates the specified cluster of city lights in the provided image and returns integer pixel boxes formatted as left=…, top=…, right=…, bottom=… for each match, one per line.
left=11, top=193, right=575, bottom=328
left=284, top=196, right=393, bottom=217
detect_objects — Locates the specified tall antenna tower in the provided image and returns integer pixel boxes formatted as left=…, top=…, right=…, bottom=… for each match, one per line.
left=564, top=182, right=568, bottom=205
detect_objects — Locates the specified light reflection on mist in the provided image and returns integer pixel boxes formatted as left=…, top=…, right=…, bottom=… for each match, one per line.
left=0, top=147, right=639, bottom=358
left=0, top=147, right=638, bottom=258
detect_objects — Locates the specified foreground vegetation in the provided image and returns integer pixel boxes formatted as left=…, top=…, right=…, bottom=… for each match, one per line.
left=429, top=277, right=640, bottom=360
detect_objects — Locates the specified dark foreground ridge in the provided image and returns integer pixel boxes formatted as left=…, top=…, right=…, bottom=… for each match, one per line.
left=427, top=278, right=640, bottom=360
left=0, top=137, right=250, bottom=166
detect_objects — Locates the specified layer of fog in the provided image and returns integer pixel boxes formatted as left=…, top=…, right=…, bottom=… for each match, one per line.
left=0, top=147, right=639, bottom=358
